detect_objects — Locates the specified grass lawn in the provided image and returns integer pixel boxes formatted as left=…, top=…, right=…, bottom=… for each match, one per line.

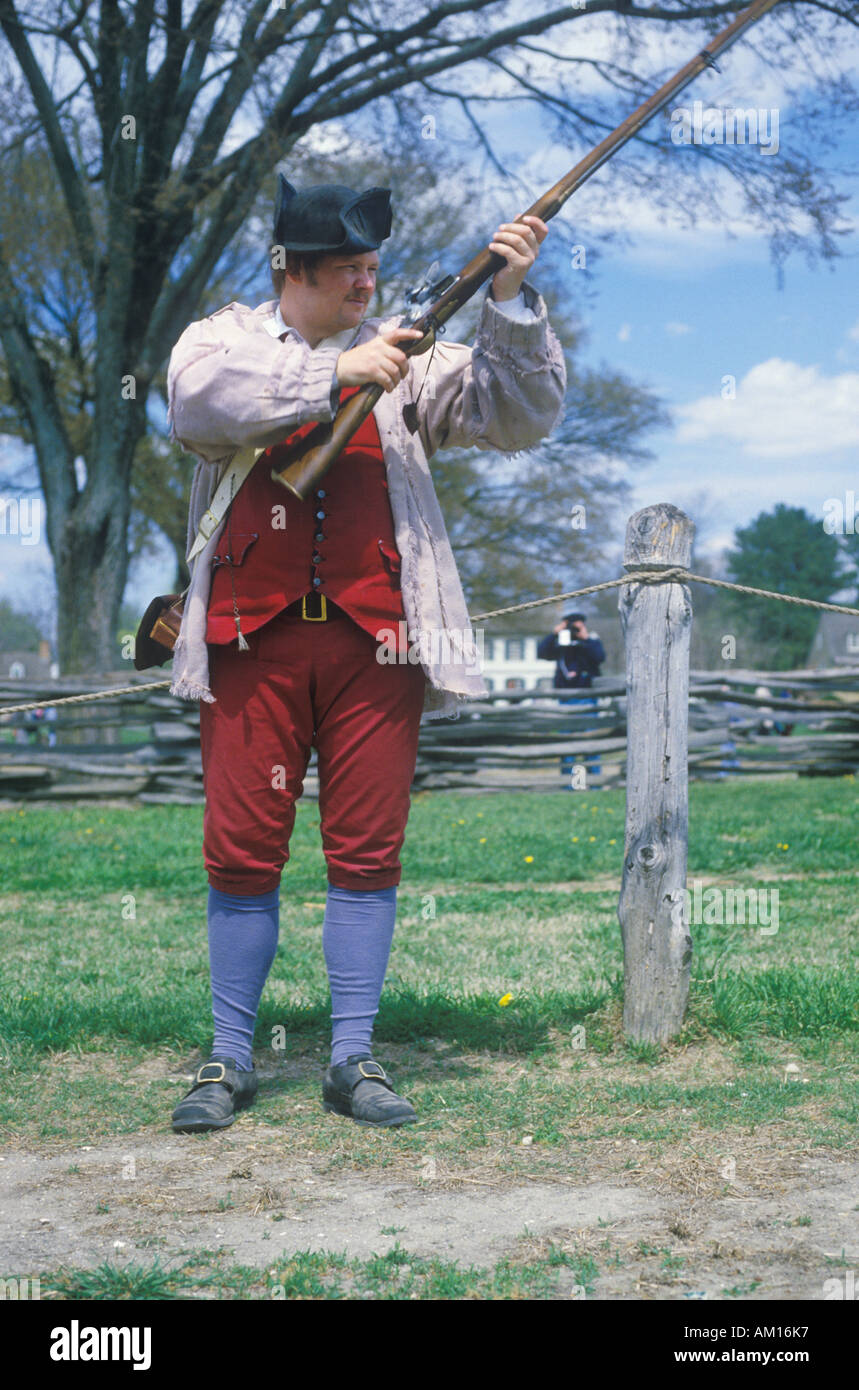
left=1, top=776, right=856, bottom=1299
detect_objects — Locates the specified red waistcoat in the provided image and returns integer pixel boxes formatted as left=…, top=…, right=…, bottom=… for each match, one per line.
left=206, top=389, right=406, bottom=646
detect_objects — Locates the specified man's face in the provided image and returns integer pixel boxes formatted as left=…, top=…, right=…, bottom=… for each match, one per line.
left=282, top=251, right=379, bottom=341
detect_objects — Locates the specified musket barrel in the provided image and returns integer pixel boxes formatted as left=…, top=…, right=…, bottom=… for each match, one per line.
left=529, top=0, right=784, bottom=218
left=272, top=0, right=783, bottom=499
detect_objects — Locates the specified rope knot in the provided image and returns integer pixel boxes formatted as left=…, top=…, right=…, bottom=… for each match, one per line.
left=628, top=567, right=690, bottom=585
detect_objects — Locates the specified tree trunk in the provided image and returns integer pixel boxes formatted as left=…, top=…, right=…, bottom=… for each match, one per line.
left=54, top=500, right=131, bottom=675
left=617, top=502, right=694, bottom=1043
left=47, top=400, right=146, bottom=676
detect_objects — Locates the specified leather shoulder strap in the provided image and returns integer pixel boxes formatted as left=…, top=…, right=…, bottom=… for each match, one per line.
left=188, top=445, right=264, bottom=562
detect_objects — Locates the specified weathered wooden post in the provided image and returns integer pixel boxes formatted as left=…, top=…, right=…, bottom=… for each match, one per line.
left=618, top=503, right=694, bottom=1043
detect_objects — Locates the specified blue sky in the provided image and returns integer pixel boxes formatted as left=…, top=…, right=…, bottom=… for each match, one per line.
left=486, top=31, right=859, bottom=576
left=572, top=216, right=859, bottom=562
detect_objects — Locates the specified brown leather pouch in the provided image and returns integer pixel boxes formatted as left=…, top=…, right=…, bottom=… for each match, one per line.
left=134, top=593, right=185, bottom=671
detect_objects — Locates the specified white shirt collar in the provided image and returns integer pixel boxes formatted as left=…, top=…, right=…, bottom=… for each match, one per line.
left=263, top=301, right=360, bottom=351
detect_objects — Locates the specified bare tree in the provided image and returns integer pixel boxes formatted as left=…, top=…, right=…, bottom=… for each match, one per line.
left=0, top=0, right=855, bottom=671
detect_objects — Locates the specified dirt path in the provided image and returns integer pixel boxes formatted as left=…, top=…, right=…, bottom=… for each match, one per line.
left=2, top=1127, right=856, bottom=1299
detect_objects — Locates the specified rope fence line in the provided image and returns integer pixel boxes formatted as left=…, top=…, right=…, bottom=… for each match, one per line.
left=470, top=568, right=859, bottom=622
left=0, top=679, right=174, bottom=716
left=2, top=568, right=859, bottom=717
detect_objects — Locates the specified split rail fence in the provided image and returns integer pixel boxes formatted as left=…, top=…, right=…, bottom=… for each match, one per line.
left=2, top=664, right=858, bottom=803
left=3, top=501, right=858, bottom=804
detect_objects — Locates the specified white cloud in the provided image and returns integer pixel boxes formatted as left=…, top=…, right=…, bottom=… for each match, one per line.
left=848, top=320, right=859, bottom=342
left=665, top=321, right=691, bottom=335
left=676, top=359, right=859, bottom=458
left=617, top=322, right=631, bottom=342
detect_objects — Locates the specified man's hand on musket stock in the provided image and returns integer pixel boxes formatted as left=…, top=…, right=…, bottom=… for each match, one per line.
left=336, top=326, right=424, bottom=393
left=489, top=214, right=549, bottom=302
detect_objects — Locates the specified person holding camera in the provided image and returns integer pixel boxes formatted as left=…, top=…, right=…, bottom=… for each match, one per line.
left=538, top=612, right=605, bottom=785
left=537, top=613, right=605, bottom=690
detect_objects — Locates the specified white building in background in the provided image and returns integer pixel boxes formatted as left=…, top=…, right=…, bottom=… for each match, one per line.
left=0, top=639, right=57, bottom=681
left=481, top=633, right=553, bottom=692
left=808, top=613, right=859, bottom=667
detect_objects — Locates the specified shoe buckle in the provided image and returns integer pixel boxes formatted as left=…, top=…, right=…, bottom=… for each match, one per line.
left=357, top=1060, right=385, bottom=1080
left=197, top=1062, right=227, bottom=1084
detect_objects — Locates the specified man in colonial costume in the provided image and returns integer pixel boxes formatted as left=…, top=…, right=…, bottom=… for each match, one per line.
left=166, top=176, right=566, bottom=1131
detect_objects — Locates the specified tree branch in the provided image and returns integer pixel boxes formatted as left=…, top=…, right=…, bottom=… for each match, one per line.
left=0, top=229, right=76, bottom=519
left=164, top=0, right=351, bottom=286
left=162, top=0, right=223, bottom=164
left=179, top=0, right=323, bottom=190
left=0, top=0, right=97, bottom=286
left=96, top=0, right=125, bottom=141
left=125, top=0, right=157, bottom=123
left=797, top=0, right=859, bottom=24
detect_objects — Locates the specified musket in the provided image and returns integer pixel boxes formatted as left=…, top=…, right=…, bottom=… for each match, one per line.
left=272, top=0, right=783, bottom=500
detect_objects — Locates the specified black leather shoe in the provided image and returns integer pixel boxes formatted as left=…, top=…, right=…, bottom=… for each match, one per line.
left=322, top=1054, right=417, bottom=1128
left=171, top=1056, right=258, bottom=1133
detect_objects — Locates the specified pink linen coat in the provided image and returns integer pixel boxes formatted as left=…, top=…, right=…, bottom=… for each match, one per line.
left=166, top=283, right=566, bottom=720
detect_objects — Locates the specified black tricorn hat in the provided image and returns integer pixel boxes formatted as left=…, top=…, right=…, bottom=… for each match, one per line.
left=272, top=175, right=392, bottom=253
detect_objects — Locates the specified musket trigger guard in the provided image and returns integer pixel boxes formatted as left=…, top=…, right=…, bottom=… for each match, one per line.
left=699, top=48, right=721, bottom=73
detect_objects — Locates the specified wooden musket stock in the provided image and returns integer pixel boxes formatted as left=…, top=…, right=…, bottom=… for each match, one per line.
left=272, top=0, right=782, bottom=500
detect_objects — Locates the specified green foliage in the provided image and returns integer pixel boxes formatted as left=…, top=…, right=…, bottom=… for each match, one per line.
left=724, top=504, right=845, bottom=668
left=39, top=1244, right=596, bottom=1301
left=433, top=369, right=668, bottom=614
left=42, top=1259, right=213, bottom=1300
left=709, top=968, right=859, bottom=1039
left=834, top=527, right=859, bottom=608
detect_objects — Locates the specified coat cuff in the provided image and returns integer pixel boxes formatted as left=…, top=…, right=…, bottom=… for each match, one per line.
left=489, top=290, right=536, bottom=324
left=479, top=280, right=549, bottom=353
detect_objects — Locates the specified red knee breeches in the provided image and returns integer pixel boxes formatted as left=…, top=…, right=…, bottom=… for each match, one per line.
left=199, top=607, right=427, bottom=894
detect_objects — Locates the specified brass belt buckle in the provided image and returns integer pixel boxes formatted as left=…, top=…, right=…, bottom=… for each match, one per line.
left=301, top=593, right=327, bottom=622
